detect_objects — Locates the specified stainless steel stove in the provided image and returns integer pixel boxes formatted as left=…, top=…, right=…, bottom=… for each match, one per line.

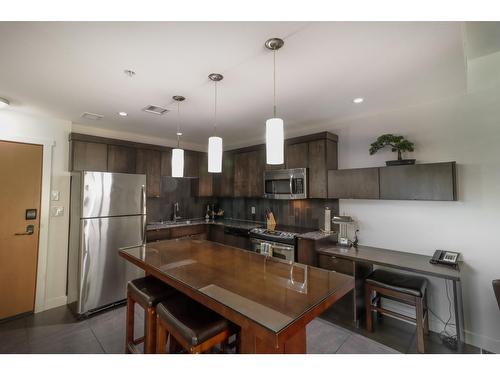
left=249, top=227, right=299, bottom=262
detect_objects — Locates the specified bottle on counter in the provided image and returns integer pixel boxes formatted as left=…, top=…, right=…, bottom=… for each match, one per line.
left=324, top=207, right=331, bottom=233
left=205, top=205, right=210, bottom=222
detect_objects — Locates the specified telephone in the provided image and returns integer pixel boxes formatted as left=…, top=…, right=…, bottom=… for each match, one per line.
left=429, top=250, right=460, bottom=268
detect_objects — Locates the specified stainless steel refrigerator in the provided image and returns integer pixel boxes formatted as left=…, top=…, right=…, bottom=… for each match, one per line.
left=67, top=171, right=146, bottom=316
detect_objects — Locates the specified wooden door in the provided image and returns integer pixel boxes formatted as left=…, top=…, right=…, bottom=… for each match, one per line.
left=0, top=140, right=43, bottom=319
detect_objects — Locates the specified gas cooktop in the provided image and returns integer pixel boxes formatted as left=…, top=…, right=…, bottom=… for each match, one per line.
left=249, top=226, right=310, bottom=245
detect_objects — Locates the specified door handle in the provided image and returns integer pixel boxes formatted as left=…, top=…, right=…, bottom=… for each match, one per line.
left=15, top=224, right=35, bottom=236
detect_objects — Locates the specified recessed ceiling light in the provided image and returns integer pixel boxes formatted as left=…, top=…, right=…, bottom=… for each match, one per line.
left=353, top=97, right=364, bottom=104
left=118, top=111, right=128, bottom=117
left=0, top=97, right=10, bottom=108
left=124, top=69, right=136, bottom=77
left=176, top=132, right=183, bottom=136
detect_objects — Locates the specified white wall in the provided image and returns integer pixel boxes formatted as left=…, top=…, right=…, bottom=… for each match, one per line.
left=0, top=109, right=71, bottom=311
left=327, top=84, right=500, bottom=353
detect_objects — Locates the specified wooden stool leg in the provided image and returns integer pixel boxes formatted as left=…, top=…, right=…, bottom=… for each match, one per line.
left=365, top=284, right=373, bottom=332
left=169, top=335, right=181, bottom=354
left=423, top=293, right=430, bottom=335
left=156, top=316, right=167, bottom=354
left=415, top=296, right=425, bottom=354
left=125, top=294, right=135, bottom=354
left=144, top=306, right=157, bottom=354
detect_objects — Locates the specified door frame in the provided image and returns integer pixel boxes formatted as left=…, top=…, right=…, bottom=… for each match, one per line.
left=0, top=135, right=55, bottom=313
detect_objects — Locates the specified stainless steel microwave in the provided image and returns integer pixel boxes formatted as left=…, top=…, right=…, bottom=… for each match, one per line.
left=264, top=168, right=308, bottom=200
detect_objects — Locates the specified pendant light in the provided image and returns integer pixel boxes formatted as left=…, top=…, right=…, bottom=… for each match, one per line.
left=265, top=37, right=285, bottom=165
left=171, top=95, right=185, bottom=177
left=208, top=73, right=223, bottom=173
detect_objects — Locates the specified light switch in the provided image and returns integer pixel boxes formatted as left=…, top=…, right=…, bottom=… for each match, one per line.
left=51, top=190, right=60, bottom=201
left=251, top=206, right=256, bottom=214
left=51, top=206, right=64, bottom=217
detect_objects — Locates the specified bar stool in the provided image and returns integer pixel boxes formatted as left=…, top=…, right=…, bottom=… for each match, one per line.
left=126, top=276, right=176, bottom=354
left=155, top=293, right=235, bottom=354
left=365, top=269, right=429, bottom=353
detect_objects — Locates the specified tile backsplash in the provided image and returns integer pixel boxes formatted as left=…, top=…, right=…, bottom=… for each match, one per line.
left=146, top=177, right=339, bottom=229
left=218, top=197, right=339, bottom=230
left=147, top=177, right=215, bottom=222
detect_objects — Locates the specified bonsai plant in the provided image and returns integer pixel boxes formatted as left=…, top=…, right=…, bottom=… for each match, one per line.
left=369, top=134, right=415, bottom=166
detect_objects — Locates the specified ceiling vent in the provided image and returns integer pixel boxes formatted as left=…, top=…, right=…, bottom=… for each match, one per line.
left=81, top=112, right=104, bottom=120
left=142, top=105, right=169, bottom=115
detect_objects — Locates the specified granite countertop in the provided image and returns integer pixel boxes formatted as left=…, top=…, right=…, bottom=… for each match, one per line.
left=296, top=231, right=337, bottom=240
left=146, top=218, right=265, bottom=231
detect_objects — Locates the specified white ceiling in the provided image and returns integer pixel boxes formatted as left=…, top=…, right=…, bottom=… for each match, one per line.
left=0, top=22, right=469, bottom=149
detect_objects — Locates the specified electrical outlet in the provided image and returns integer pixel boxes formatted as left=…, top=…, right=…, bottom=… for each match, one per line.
left=251, top=206, right=256, bottom=214
left=51, top=206, right=64, bottom=217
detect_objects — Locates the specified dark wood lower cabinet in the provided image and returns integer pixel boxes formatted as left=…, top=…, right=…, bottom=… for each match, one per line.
left=317, top=252, right=372, bottom=325
left=208, top=225, right=251, bottom=250
left=146, top=224, right=208, bottom=242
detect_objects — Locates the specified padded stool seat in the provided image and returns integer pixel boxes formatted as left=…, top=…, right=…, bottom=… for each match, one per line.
left=365, top=269, right=429, bottom=353
left=157, top=294, right=229, bottom=347
left=366, top=269, right=428, bottom=297
left=155, top=293, right=236, bottom=354
left=126, top=276, right=176, bottom=354
left=128, top=276, right=176, bottom=307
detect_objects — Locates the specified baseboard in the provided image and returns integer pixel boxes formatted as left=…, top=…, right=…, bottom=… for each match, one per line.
left=465, top=329, right=500, bottom=354
left=35, top=295, right=68, bottom=312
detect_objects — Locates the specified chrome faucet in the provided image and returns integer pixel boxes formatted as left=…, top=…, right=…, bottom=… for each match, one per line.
left=173, top=202, right=181, bottom=222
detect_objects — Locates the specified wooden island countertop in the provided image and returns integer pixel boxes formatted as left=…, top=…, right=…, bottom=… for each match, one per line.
left=119, top=239, right=354, bottom=354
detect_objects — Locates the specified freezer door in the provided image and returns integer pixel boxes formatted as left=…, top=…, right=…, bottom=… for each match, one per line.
left=77, top=215, right=145, bottom=314
left=82, top=171, right=146, bottom=218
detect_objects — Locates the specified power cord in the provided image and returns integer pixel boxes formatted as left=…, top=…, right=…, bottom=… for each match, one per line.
left=428, top=279, right=457, bottom=350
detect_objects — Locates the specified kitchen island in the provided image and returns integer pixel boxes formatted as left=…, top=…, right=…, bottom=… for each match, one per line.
left=119, top=239, right=354, bottom=354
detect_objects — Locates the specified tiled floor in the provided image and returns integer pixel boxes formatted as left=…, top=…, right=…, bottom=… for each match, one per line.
left=0, top=304, right=397, bottom=354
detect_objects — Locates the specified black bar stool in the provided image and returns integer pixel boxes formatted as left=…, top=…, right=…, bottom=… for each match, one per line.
left=365, top=269, right=429, bottom=353
left=126, top=276, right=176, bottom=354
left=155, top=293, right=236, bottom=354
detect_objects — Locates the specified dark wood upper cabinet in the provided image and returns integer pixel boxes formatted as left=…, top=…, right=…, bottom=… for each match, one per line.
left=107, top=145, right=136, bottom=173
left=285, top=142, right=309, bottom=169
left=308, top=139, right=338, bottom=198
left=250, top=149, right=265, bottom=197
left=379, top=162, right=457, bottom=201
left=184, top=150, right=199, bottom=178
left=196, top=153, right=214, bottom=197
left=328, top=168, right=380, bottom=199
left=160, top=149, right=172, bottom=177
left=233, top=150, right=264, bottom=197
left=214, top=151, right=235, bottom=197
left=71, top=141, right=108, bottom=172
left=136, top=149, right=161, bottom=198
left=233, top=151, right=249, bottom=197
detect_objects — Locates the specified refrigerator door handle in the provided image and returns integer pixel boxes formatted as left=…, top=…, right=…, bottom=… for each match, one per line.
left=141, top=185, right=146, bottom=244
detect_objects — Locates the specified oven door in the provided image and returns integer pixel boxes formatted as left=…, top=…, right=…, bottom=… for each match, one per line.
left=264, top=168, right=307, bottom=200
left=250, top=238, right=295, bottom=263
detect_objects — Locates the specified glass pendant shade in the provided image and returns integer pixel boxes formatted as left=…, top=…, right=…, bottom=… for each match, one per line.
left=265, top=117, right=284, bottom=165
left=171, top=148, right=184, bottom=177
left=208, top=136, right=223, bottom=173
